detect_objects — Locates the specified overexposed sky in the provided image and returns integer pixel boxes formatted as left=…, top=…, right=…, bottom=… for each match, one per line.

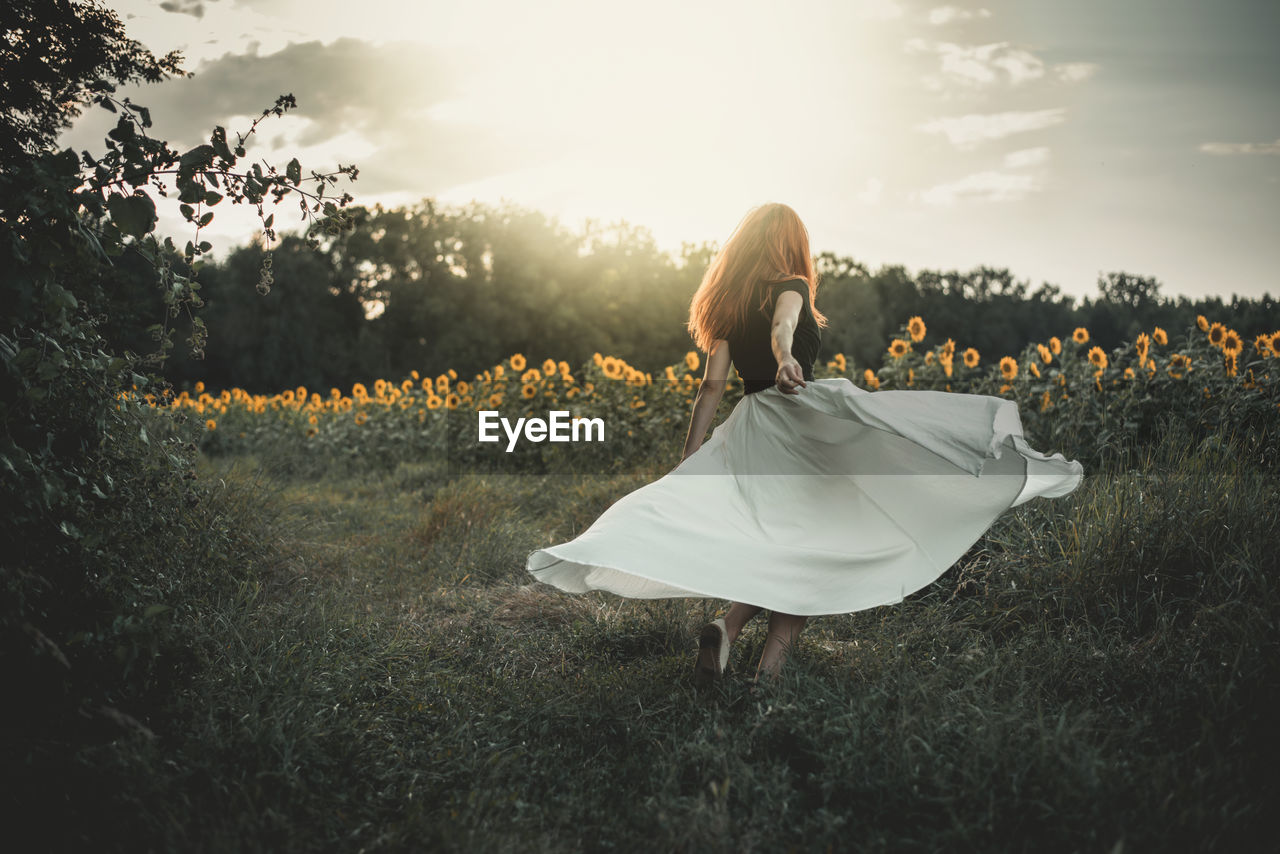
left=61, top=0, right=1280, bottom=300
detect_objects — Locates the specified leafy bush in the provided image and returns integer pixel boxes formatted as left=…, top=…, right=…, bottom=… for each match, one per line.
left=1, top=0, right=355, bottom=775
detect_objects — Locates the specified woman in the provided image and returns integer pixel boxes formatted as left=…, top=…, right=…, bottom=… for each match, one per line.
left=526, top=203, right=1083, bottom=686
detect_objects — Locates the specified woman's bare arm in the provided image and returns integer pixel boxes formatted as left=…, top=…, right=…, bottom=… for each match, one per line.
left=771, top=289, right=807, bottom=394
left=681, top=338, right=733, bottom=460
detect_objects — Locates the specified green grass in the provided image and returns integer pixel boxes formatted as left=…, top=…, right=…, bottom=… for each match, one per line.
left=28, top=429, right=1280, bottom=852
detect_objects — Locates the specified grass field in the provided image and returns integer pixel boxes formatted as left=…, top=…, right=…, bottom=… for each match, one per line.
left=29, top=424, right=1273, bottom=852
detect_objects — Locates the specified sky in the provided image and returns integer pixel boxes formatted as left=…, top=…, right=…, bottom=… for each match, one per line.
left=59, top=0, right=1280, bottom=301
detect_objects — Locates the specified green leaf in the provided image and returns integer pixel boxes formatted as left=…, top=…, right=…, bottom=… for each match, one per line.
left=106, top=192, right=157, bottom=238
left=179, top=203, right=195, bottom=221
left=286, top=158, right=302, bottom=184
left=203, top=190, right=223, bottom=206
left=264, top=213, right=274, bottom=229
left=107, top=115, right=134, bottom=141
left=198, top=211, right=214, bottom=227
left=143, top=604, right=171, bottom=619
left=179, top=144, right=216, bottom=170
left=210, top=126, right=233, bottom=161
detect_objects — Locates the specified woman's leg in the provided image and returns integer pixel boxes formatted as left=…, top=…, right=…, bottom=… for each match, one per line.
left=723, top=601, right=763, bottom=645
left=756, top=612, right=808, bottom=680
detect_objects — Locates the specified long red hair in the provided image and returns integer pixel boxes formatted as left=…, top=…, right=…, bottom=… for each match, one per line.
left=687, top=202, right=827, bottom=352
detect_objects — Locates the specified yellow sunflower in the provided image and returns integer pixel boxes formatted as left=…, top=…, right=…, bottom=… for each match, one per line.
left=1029, top=362, right=1041, bottom=378
left=425, top=394, right=442, bottom=410
left=1040, top=390, right=1052, bottom=412
left=942, top=338, right=956, bottom=357
left=1207, top=321, right=1226, bottom=348
left=510, top=353, right=527, bottom=371
left=924, top=351, right=936, bottom=366
left=940, top=352, right=954, bottom=378
left=1072, top=327, right=1089, bottom=344
left=1224, top=352, right=1239, bottom=377
left=999, top=356, right=1018, bottom=380
left=205, top=418, right=216, bottom=431
left=1152, top=327, right=1168, bottom=346
left=888, top=339, right=911, bottom=359
left=1167, top=353, right=1191, bottom=379
left=1253, top=333, right=1274, bottom=357
left=1124, top=367, right=1135, bottom=380
left=685, top=351, right=700, bottom=371
left=963, top=347, right=980, bottom=368
left=1037, top=343, right=1052, bottom=364
left=1135, top=333, right=1150, bottom=364
left=1088, top=346, right=1108, bottom=371
left=542, top=358, right=556, bottom=376
left=863, top=369, right=880, bottom=390
left=488, top=392, right=503, bottom=407
left=445, top=393, right=461, bottom=410
left=1049, top=336, right=1062, bottom=355
left=521, top=368, right=542, bottom=383
left=1196, top=315, right=1209, bottom=332
left=1221, top=329, right=1243, bottom=356
left=602, top=357, right=624, bottom=380
left=521, top=384, right=537, bottom=399
left=907, top=316, right=926, bottom=342
left=354, top=411, right=368, bottom=425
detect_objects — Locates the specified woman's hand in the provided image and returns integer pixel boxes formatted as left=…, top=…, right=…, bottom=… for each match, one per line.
left=776, top=355, right=807, bottom=395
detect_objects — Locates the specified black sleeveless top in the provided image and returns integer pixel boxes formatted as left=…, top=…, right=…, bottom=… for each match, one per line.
left=725, top=277, right=822, bottom=395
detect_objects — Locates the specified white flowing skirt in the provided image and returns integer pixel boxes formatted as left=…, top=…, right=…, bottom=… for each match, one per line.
left=525, top=378, right=1083, bottom=616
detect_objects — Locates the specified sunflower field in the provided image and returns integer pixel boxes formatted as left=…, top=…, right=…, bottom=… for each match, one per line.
left=137, top=315, right=1280, bottom=474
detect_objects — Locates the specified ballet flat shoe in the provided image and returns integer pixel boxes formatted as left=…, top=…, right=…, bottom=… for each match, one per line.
left=694, top=618, right=730, bottom=687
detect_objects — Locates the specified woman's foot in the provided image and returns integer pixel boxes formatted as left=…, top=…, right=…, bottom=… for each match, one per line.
left=693, top=618, right=730, bottom=687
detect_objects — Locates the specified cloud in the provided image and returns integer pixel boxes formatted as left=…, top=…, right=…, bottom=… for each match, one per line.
left=1053, top=62, right=1098, bottom=83
left=906, top=39, right=1045, bottom=87
left=159, top=0, right=212, bottom=17
left=1002, top=146, right=1049, bottom=168
left=927, top=6, right=992, bottom=26
left=917, top=170, right=1040, bottom=205
left=64, top=38, right=523, bottom=198
left=1199, top=138, right=1280, bottom=155
left=917, top=108, right=1066, bottom=148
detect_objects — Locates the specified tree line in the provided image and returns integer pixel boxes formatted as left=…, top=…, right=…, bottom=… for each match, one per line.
left=130, top=200, right=1277, bottom=392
